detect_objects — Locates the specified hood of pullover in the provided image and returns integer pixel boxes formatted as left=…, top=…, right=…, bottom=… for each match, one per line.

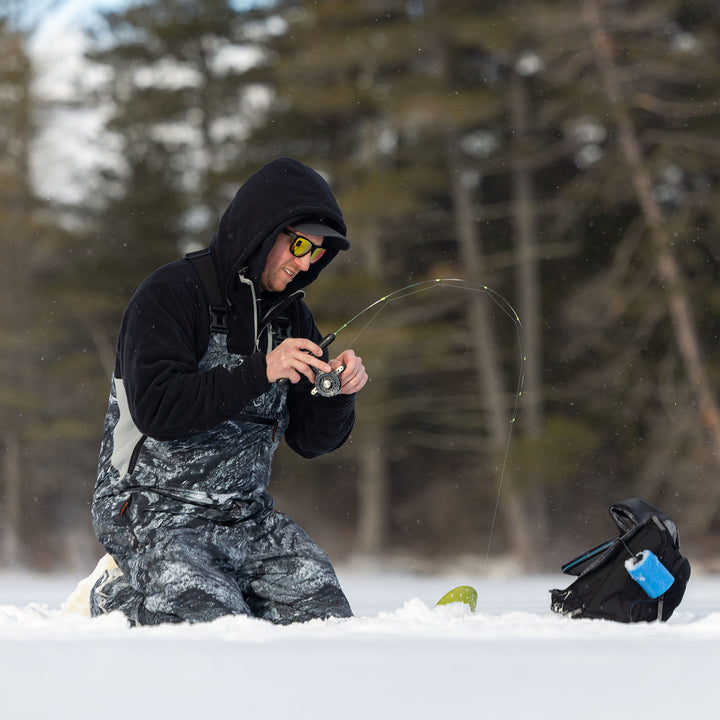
left=208, top=157, right=348, bottom=304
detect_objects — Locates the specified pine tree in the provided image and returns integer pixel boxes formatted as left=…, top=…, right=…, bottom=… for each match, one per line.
left=79, top=0, right=265, bottom=301
left=528, top=0, right=720, bottom=539
left=239, top=0, right=542, bottom=563
left=0, top=16, right=35, bottom=565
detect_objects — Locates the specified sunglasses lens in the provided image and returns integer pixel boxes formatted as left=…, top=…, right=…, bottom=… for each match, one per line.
left=289, top=234, right=325, bottom=263
left=290, top=237, right=310, bottom=257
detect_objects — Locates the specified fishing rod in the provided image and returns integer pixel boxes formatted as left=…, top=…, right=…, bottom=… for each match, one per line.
left=312, top=278, right=524, bottom=410
left=308, top=277, right=526, bottom=566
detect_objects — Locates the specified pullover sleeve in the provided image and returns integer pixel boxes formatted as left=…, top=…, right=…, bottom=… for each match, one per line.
left=117, top=269, right=271, bottom=440
left=285, top=387, right=356, bottom=458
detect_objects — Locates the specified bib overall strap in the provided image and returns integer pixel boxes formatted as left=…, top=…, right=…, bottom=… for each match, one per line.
left=185, top=248, right=228, bottom=334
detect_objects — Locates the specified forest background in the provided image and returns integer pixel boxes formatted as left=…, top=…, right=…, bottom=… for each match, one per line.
left=1, top=0, right=719, bottom=574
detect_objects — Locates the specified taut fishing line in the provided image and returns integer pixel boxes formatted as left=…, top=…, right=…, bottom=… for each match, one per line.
left=314, top=278, right=525, bottom=567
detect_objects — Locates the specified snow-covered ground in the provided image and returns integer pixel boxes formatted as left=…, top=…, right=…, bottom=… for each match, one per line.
left=1, top=568, right=718, bottom=719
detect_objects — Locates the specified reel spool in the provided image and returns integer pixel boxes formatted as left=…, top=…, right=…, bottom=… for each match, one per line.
left=312, top=365, right=344, bottom=397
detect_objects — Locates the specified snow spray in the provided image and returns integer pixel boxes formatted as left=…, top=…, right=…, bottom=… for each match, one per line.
left=624, top=550, right=674, bottom=598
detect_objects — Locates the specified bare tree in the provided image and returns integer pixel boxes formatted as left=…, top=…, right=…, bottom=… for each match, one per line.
left=582, top=0, right=720, bottom=464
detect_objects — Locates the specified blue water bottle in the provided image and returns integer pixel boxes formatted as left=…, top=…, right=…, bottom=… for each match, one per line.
left=625, top=550, right=675, bottom=598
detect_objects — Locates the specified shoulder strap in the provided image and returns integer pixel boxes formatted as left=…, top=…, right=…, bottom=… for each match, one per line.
left=185, top=248, right=228, bottom=333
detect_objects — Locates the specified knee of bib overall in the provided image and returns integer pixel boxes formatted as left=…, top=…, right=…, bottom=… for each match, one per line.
left=241, top=512, right=353, bottom=624
left=249, top=581, right=353, bottom=625
left=134, top=531, right=253, bottom=623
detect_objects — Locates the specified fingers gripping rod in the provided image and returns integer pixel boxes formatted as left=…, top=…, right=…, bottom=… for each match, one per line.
left=277, top=332, right=344, bottom=397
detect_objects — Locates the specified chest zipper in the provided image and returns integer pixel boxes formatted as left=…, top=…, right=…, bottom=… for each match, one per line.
left=237, top=271, right=260, bottom=351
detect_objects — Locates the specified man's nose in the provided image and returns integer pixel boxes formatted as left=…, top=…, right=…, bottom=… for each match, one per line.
left=294, top=253, right=312, bottom=271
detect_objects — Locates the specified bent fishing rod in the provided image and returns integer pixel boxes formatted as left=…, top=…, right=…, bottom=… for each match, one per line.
left=301, top=277, right=527, bottom=566
left=309, top=279, right=525, bottom=415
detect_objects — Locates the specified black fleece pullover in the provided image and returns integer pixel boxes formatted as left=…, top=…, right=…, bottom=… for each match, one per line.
left=112, top=157, right=355, bottom=458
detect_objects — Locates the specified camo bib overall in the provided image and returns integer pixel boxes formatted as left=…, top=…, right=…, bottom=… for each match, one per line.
left=90, top=331, right=352, bottom=625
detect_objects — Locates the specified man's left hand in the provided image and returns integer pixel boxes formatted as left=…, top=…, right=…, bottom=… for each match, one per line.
left=330, top=350, right=368, bottom=395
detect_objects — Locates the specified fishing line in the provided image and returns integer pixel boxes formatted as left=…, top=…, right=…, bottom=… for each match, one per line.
left=321, top=278, right=525, bottom=568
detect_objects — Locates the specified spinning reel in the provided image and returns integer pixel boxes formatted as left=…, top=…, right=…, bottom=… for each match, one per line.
left=311, top=363, right=345, bottom=397
left=310, top=333, right=344, bottom=397
left=277, top=332, right=344, bottom=397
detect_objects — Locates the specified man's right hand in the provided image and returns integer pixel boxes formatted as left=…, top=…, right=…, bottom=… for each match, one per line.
left=266, top=338, right=332, bottom=385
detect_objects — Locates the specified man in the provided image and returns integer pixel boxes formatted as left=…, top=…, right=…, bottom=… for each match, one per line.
left=89, top=157, right=368, bottom=625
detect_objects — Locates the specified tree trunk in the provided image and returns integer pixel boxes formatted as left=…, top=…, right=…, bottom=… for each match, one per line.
left=448, top=140, right=536, bottom=569
left=352, top=219, right=389, bottom=559
left=508, top=64, right=549, bottom=567
left=583, top=0, right=720, bottom=461
left=1, top=432, right=22, bottom=567
left=354, top=422, right=387, bottom=558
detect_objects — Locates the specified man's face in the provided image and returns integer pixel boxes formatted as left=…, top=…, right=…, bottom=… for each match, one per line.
left=260, top=227, right=324, bottom=293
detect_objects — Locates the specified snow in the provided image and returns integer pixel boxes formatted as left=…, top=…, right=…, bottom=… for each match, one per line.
left=1, top=569, right=718, bottom=719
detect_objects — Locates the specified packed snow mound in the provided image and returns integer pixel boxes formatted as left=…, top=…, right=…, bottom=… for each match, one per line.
left=1, top=572, right=718, bottom=640
left=1, top=572, right=718, bottom=719
left=2, top=590, right=720, bottom=642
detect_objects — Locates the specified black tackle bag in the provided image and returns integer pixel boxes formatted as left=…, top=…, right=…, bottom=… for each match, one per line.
left=550, top=498, right=691, bottom=623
